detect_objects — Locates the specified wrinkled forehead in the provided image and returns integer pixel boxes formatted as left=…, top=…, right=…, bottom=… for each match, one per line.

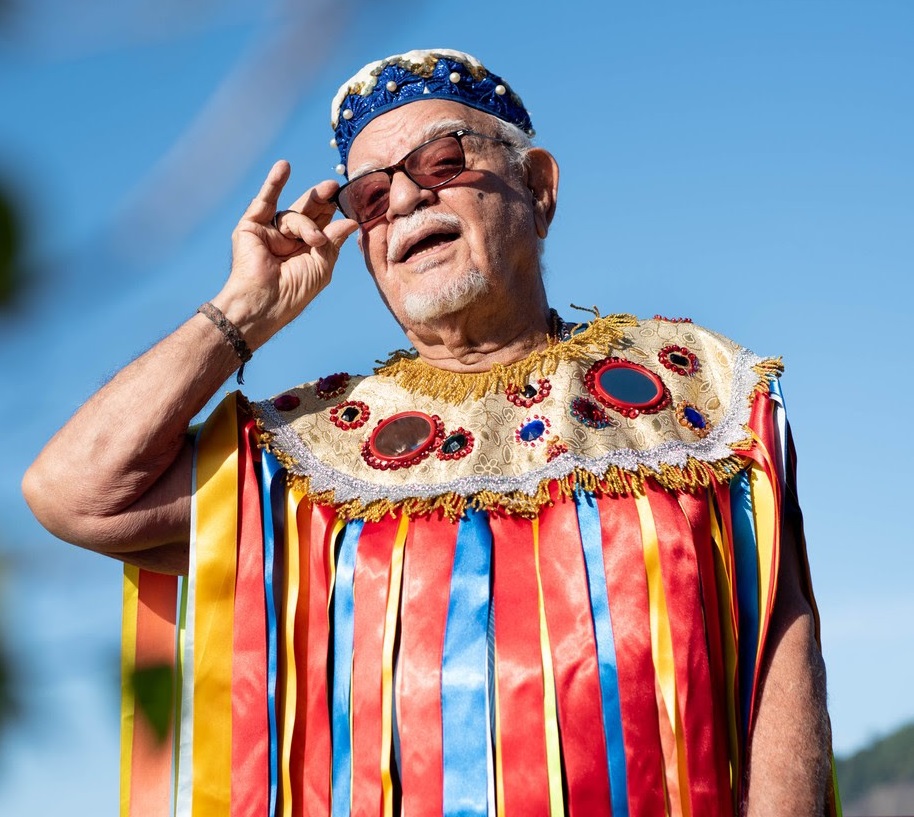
left=345, top=100, right=495, bottom=178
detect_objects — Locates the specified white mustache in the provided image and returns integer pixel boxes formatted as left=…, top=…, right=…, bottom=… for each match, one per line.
left=387, top=210, right=462, bottom=263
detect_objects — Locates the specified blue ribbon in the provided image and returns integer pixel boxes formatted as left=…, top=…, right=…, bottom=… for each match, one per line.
left=441, top=509, right=493, bottom=817
left=259, top=450, right=286, bottom=817
left=330, top=519, right=363, bottom=817
left=730, top=470, right=760, bottom=737
left=575, top=490, right=629, bottom=816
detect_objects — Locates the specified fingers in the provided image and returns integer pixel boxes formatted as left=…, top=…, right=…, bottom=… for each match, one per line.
left=272, top=211, right=358, bottom=253
left=288, top=179, right=341, bottom=215
left=243, top=160, right=292, bottom=223
left=272, top=209, right=331, bottom=246
left=246, top=163, right=355, bottom=253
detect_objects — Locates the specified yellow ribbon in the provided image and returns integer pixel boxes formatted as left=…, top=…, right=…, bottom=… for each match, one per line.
left=748, top=462, right=778, bottom=670
left=120, top=566, right=140, bottom=817
left=192, top=394, right=240, bottom=815
left=532, top=519, right=564, bottom=816
left=707, top=494, right=740, bottom=789
left=381, top=515, right=409, bottom=817
left=280, top=486, right=307, bottom=816
left=634, top=490, right=691, bottom=817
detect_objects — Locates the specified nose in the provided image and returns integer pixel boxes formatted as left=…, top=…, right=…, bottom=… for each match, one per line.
left=385, top=170, right=436, bottom=220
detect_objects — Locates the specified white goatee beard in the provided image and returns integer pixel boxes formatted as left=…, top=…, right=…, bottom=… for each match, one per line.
left=401, top=266, right=490, bottom=323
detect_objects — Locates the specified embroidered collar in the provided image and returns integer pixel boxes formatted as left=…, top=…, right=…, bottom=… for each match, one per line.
left=254, top=314, right=781, bottom=521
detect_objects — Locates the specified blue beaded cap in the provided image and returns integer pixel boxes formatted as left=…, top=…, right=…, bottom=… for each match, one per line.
left=330, top=49, right=534, bottom=173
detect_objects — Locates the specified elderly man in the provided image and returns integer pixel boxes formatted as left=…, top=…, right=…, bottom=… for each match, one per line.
left=24, top=50, right=836, bottom=816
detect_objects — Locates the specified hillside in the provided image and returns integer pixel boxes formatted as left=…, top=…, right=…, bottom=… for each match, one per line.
left=838, top=721, right=914, bottom=816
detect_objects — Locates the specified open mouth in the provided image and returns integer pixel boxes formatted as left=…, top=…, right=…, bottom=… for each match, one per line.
left=400, top=231, right=460, bottom=263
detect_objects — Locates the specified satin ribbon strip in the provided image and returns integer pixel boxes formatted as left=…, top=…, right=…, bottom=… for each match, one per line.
left=176, top=436, right=202, bottom=817
left=729, top=469, right=759, bottom=737
left=489, top=514, right=549, bottom=817
left=260, top=448, right=286, bottom=817
left=348, top=516, right=398, bottom=817
left=192, top=394, right=242, bottom=813
left=678, top=492, right=737, bottom=816
left=574, top=490, right=629, bottom=817
left=395, top=516, right=457, bottom=814
left=441, top=508, right=493, bottom=817
left=232, top=419, right=269, bottom=817
left=121, top=567, right=179, bottom=817
left=538, top=495, right=613, bottom=817
left=746, top=461, right=778, bottom=729
left=531, top=516, right=569, bottom=817
left=595, top=492, right=666, bottom=817
left=330, top=519, right=363, bottom=817
left=706, top=489, right=741, bottom=792
left=380, top=516, right=409, bottom=817
left=173, top=576, right=188, bottom=817
left=279, top=487, right=308, bottom=817
left=634, top=488, right=692, bottom=817
left=301, top=505, right=339, bottom=813
left=121, top=567, right=140, bottom=817
left=648, top=483, right=731, bottom=817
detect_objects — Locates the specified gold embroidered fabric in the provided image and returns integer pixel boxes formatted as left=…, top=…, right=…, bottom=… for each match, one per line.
left=254, top=315, right=780, bottom=520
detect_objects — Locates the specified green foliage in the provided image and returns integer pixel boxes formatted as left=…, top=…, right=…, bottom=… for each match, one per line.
left=130, top=663, right=175, bottom=744
left=0, top=561, right=18, bottom=732
left=836, top=721, right=914, bottom=803
left=0, top=185, right=24, bottom=307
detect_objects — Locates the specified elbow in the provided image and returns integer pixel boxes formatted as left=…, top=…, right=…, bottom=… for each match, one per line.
left=22, top=457, right=114, bottom=552
left=22, top=457, right=83, bottom=545
left=22, top=458, right=58, bottom=535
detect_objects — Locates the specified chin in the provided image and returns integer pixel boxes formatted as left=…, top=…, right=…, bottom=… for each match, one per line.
left=401, top=267, right=489, bottom=323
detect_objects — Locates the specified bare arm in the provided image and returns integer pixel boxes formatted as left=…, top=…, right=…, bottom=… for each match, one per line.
left=744, top=523, right=832, bottom=815
left=22, top=161, right=357, bottom=574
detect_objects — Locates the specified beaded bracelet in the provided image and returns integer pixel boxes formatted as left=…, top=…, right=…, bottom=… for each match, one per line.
left=197, top=302, right=253, bottom=384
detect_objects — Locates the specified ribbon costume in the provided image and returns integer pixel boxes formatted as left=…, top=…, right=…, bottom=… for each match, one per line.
left=120, top=314, right=838, bottom=816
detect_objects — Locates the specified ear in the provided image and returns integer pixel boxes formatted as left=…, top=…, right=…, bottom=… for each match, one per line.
left=526, top=148, right=560, bottom=239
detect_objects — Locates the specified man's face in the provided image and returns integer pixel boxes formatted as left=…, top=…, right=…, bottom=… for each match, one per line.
left=345, top=99, right=546, bottom=331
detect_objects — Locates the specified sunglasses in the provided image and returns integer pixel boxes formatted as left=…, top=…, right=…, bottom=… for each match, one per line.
left=331, top=129, right=510, bottom=224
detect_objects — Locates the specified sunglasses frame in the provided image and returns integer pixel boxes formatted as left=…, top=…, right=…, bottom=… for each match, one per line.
left=331, top=129, right=508, bottom=224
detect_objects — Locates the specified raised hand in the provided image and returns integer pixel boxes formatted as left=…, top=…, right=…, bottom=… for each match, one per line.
left=211, top=160, right=359, bottom=350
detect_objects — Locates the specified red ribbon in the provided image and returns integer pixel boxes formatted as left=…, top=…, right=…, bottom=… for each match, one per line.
left=396, top=515, right=459, bottom=813
left=537, top=497, right=612, bottom=816
left=301, top=503, right=338, bottom=813
left=595, top=493, right=667, bottom=817
left=350, top=516, right=398, bottom=817
left=231, top=417, right=269, bottom=815
left=489, top=514, right=550, bottom=816
left=646, top=483, right=731, bottom=816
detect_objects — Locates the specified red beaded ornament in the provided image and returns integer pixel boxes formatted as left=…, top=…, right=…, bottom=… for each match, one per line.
left=658, top=345, right=700, bottom=376
left=505, top=378, right=552, bottom=408
left=329, top=400, right=370, bottom=430
left=315, top=372, right=351, bottom=400
left=437, top=428, right=475, bottom=461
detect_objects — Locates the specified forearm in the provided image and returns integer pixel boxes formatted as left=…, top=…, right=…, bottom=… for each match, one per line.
left=743, top=583, right=831, bottom=814
left=23, top=161, right=356, bottom=564
left=22, top=310, right=243, bottom=551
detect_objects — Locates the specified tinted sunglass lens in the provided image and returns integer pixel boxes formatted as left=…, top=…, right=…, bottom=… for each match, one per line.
left=341, top=172, right=390, bottom=222
left=406, top=136, right=465, bottom=187
left=340, top=133, right=468, bottom=223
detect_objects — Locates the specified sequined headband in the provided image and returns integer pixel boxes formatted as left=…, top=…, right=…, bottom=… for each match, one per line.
left=329, top=48, right=535, bottom=175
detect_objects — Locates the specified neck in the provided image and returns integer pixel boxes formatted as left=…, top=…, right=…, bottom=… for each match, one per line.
left=403, top=294, right=554, bottom=373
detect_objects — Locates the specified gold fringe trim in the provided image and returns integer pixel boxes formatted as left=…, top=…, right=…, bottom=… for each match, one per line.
left=751, top=357, right=784, bottom=397
left=276, top=454, right=750, bottom=523
left=373, top=312, right=639, bottom=403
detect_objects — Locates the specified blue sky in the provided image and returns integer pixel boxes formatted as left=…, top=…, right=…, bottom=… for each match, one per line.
left=1, top=1, right=912, bottom=813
